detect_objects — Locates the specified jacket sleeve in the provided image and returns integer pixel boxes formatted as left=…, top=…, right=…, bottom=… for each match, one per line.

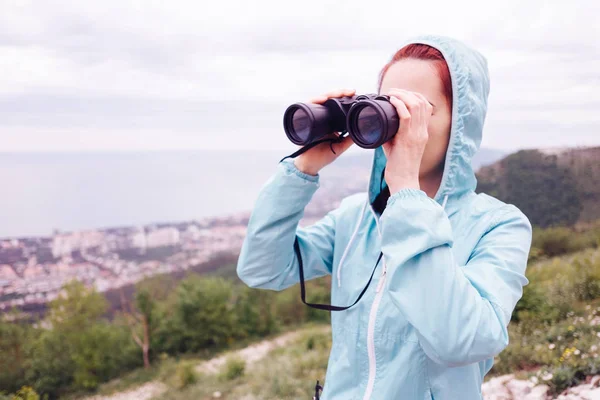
left=380, top=188, right=532, bottom=367
left=236, top=159, right=338, bottom=291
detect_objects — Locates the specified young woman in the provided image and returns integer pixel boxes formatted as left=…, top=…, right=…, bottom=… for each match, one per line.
left=237, top=34, right=532, bottom=400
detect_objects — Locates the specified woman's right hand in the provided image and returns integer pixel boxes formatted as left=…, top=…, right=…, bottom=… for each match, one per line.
left=293, top=88, right=356, bottom=176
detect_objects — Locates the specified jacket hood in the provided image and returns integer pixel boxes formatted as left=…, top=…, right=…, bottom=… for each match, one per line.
left=368, top=34, right=490, bottom=215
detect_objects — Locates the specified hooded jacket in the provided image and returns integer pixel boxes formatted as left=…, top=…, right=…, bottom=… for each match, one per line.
left=236, top=35, right=532, bottom=400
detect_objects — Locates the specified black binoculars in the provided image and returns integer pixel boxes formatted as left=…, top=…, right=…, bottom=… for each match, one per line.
left=283, top=94, right=399, bottom=149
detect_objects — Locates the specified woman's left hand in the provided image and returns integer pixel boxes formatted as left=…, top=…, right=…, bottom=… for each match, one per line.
left=382, top=88, right=433, bottom=195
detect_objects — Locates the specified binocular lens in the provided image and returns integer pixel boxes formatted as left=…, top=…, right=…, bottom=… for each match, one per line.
left=283, top=94, right=398, bottom=148
left=355, top=106, right=383, bottom=146
left=291, top=108, right=311, bottom=143
left=284, top=102, right=335, bottom=145
left=347, top=98, right=399, bottom=149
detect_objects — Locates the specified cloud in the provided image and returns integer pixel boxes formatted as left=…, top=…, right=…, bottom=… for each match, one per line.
left=0, top=0, right=598, bottom=151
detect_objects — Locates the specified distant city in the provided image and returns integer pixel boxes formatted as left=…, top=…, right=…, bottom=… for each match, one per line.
left=0, top=147, right=507, bottom=312
left=0, top=162, right=370, bottom=311
left=0, top=214, right=246, bottom=311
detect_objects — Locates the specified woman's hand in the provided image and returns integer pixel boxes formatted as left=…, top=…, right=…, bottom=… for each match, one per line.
left=293, top=89, right=356, bottom=176
left=382, top=88, right=433, bottom=194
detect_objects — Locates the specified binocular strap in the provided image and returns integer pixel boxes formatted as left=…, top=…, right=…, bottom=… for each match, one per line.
left=279, top=134, right=348, bottom=163
left=294, top=236, right=384, bottom=311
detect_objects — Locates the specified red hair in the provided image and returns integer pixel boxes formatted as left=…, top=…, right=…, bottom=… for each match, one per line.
left=377, top=44, right=453, bottom=107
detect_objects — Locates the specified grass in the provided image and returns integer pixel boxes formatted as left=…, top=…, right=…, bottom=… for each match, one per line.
left=65, top=323, right=331, bottom=400
left=152, top=325, right=332, bottom=400
left=490, top=248, right=600, bottom=394
left=67, top=225, right=600, bottom=399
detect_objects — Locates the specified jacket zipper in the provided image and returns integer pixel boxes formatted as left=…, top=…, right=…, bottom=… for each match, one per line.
left=363, top=205, right=386, bottom=400
left=363, top=259, right=386, bottom=400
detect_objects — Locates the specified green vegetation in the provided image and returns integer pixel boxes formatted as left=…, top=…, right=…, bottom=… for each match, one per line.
left=220, top=356, right=246, bottom=381
left=2, top=218, right=600, bottom=399
left=0, top=270, right=331, bottom=399
left=491, top=221, right=600, bottom=394
left=477, top=149, right=586, bottom=228
left=0, top=386, right=40, bottom=400
left=154, top=325, right=331, bottom=400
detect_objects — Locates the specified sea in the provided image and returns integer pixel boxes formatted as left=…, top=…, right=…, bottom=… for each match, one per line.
left=0, top=148, right=505, bottom=239
left=0, top=150, right=372, bottom=238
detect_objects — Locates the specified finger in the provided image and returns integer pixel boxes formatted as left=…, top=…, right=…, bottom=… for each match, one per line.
left=412, top=92, right=433, bottom=115
left=342, top=88, right=356, bottom=97
left=325, top=89, right=345, bottom=98
left=388, top=90, right=424, bottom=122
left=389, top=96, right=411, bottom=128
left=387, top=89, right=422, bottom=111
left=332, top=135, right=354, bottom=153
left=309, top=95, right=328, bottom=104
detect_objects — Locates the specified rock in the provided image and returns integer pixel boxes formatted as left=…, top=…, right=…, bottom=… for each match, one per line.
left=506, top=378, right=534, bottom=397
left=523, top=385, right=549, bottom=400
left=482, top=374, right=514, bottom=399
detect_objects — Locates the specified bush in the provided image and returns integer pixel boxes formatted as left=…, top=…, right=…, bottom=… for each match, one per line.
left=513, top=284, right=559, bottom=324
left=530, top=224, right=600, bottom=261
left=174, top=363, right=198, bottom=389
left=220, top=356, right=245, bottom=381
left=533, top=227, right=576, bottom=258
left=570, top=254, right=600, bottom=301
left=156, top=276, right=237, bottom=354
left=10, top=387, right=39, bottom=400
left=304, top=332, right=330, bottom=352
left=548, top=366, right=579, bottom=394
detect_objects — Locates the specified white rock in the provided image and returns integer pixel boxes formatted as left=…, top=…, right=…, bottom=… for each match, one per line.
left=523, top=384, right=549, bottom=400
left=506, top=378, right=534, bottom=397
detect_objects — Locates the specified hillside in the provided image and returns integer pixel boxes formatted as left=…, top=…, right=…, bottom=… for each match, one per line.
left=476, top=146, right=600, bottom=228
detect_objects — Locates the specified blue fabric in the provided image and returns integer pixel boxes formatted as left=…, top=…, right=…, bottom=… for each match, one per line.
left=237, top=34, right=532, bottom=400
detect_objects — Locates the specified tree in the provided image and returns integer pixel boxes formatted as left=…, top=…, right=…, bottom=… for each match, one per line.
left=158, top=275, right=236, bottom=353
left=120, top=288, right=154, bottom=368
left=27, top=280, right=139, bottom=395
left=120, top=275, right=176, bottom=367
left=233, top=286, right=279, bottom=338
left=0, top=311, right=31, bottom=394
left=47, top=280, right=107, bottom=331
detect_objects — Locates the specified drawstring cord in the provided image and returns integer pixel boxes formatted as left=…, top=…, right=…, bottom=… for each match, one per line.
left=441, top=193, right=449, bottom=209
left=336, top=189, right=449, bottom=289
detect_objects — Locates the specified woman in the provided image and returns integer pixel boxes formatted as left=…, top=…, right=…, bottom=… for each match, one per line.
left=237, top=34, right=532, bottom=400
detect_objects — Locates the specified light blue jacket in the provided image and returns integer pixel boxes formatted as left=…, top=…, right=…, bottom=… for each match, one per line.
left=237, top=35, right=532, bottom=400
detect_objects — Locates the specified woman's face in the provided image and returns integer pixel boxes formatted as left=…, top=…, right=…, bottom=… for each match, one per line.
left=379, top=58, right=452, bottom=178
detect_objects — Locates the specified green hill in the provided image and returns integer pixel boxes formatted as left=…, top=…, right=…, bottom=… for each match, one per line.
left=476, top=146, right=600, bottom=228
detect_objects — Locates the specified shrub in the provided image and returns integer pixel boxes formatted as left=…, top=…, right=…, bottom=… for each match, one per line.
left=220, top=356, right=245, bottom=381
left=10, top=387, right=39, bottom=400
left=304, top=332, right=330, bottom=352
left=174, top=363, right=198, bottom=389
left=533, top=227, right=576, bottom=258
left=570, top=254, right=600, bottom=301
left=513, top=284, right=559, bottom=324
left=548, top=366, right=578, bottom=394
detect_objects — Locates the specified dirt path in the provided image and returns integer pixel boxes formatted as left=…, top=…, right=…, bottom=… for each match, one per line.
left=79, top=326, right=330, bottom=400
left=196, top=328, right=323, bottom=374
left=81, top=382, right=167, bottom=400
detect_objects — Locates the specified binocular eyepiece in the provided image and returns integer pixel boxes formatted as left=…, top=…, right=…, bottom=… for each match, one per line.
left=283, top=94, right=399, bottom=149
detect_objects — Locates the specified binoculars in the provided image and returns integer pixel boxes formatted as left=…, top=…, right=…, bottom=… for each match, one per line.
left=283, top=94, right=399, bottom=149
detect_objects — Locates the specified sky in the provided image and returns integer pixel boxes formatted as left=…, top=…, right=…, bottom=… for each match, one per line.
left=1, top=0, right=598, bottom=153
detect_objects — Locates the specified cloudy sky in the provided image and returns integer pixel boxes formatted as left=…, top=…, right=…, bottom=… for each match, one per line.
left=1, top=0, right=598, bottom=153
